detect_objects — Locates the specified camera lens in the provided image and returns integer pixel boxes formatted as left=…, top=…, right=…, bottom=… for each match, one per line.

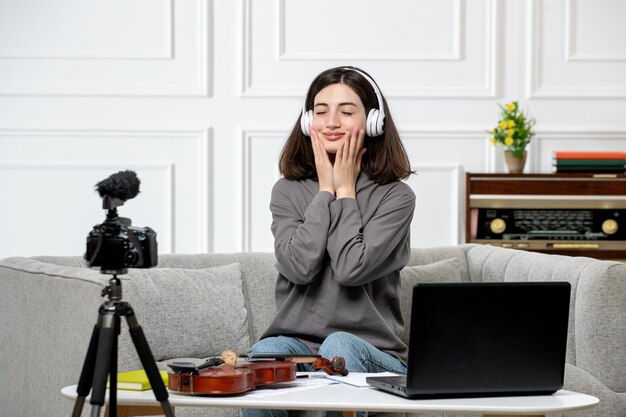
left=125, top=250, right=139, bottom=266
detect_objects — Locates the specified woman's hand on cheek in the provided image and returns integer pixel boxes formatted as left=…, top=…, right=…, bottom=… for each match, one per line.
left=310, top=128, right=335, bottom=194
left=333, top=127, right=366, bottom=199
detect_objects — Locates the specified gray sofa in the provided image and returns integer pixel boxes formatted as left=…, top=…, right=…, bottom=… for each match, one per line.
left=1, top=244, right=624, bottom=417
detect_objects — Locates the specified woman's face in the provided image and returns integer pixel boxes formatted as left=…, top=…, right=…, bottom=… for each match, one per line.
left=311, top=83, right=367, bottom=154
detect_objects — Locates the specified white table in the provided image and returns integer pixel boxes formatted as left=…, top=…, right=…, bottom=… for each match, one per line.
left=61, top=376, right=599, bottom=417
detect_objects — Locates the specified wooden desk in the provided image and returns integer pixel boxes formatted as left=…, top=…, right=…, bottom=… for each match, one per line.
left=61, top=377, right=599, bottom=417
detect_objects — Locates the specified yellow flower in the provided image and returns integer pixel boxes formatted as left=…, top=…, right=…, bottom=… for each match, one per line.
left=490, top=100, right=535, bottom=151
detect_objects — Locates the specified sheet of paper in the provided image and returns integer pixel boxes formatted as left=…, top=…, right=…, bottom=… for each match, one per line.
left=244, top=376, right=338, bottom=398
left=324, top=372, right=401, bottom=388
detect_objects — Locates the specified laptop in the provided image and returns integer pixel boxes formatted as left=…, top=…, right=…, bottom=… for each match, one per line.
left=367, top=282, right=571, bottom=398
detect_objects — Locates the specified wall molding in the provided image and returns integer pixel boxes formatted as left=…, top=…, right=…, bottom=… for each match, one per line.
left=1, top=162, right=175, bottom=251
left=0, top=0, right=173, bottom=60
left=409, top=164, right=464, bottom=245
left=534, top=128, right=626, bottom=145
left=401, top=128, right=494, bottom=172
left=564, top=0, right=626, bottom=62
left=0, top=126, right=213, bottom=254
left=0, top=0, right=210, bottom=97
left=241, top=0, right=498, bottom=98
left=527, top=0, right=626, bottom=98
left=240, top=128, right=286, bottom=252
left=275, top=0, right=463, bottom=61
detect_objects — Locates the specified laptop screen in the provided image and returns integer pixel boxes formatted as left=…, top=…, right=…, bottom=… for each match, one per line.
left=405, top=282, right=570, bottom=397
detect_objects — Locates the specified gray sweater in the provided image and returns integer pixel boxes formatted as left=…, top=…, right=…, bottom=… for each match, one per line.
left=261, top=173, right=416, bottom=362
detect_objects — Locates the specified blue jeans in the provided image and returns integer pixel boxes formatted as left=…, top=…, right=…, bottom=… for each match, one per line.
left=242, top=332, right=407, bottom=417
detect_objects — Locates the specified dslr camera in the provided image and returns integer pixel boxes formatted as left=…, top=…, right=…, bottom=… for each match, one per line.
left=85, top=170, right=157, bottom=272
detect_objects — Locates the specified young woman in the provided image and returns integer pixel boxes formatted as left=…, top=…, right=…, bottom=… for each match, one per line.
left=248, top=66, right=415, bottom=398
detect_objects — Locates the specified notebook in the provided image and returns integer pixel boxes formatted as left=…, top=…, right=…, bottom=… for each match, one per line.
left=367, top=282, right=571, bottom=398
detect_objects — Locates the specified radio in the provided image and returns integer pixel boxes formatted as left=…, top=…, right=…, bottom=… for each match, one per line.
left=465, top=173, right=626, bottom=259
left=471, top=206, right=626, bottom=250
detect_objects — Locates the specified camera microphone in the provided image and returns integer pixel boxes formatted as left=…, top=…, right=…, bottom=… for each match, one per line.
left=96, top=170, right=141, bottom=210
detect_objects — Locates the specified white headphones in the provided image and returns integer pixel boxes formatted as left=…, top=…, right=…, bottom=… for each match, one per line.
left=300, top=67, right=386, bottom=137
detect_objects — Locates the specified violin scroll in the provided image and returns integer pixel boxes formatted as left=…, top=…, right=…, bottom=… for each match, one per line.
left=220, top=350, right=238, bottom=365
left=313, top=356, right=349, bottom=376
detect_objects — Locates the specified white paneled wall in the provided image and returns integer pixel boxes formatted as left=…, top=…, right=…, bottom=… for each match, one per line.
left=0, top=128, right=211, bottom=256
left=243, top=0, right=497, bottom=98
left=1, top=0, right=625, bottom=258
left=0, top=0, right=210, bottom=96
left=528, top=0, right=626, bottom=98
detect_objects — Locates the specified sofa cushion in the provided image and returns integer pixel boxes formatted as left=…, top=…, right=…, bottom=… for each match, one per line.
left=406, top=246, right=470, bottom=282
left=154, top=253, right=279, bottom=345
left=399, top=258, right=462, bottom=343
left=119, top=263, right=250, bottom=364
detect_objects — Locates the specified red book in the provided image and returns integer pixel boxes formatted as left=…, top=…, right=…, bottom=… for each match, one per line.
left=553, top=151, right=626, bottom=160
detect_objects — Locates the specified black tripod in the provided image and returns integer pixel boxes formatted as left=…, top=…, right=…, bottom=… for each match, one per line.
left=71, top=270, right=175, bottom=417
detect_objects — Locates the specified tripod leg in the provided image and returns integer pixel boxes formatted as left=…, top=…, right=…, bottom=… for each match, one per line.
left=125, top=311, right=175, bottom=417
left=109, top=315, right=120, bottom=417
left=72, top=319, right=101, bottom=417
left=90, top=312, right=116, bottom=417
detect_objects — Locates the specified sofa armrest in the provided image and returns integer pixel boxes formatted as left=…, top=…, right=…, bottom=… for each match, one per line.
left=464, top=244, right=626, bottom=395
left=0, top=258, right=108, bottom=417
left=576, top=262, right=626, bottom=393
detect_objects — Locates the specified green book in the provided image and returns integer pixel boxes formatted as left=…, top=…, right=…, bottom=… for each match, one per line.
left=107, top=369, right=169, bottom=391
left=553, top=158, right=626, bottom=167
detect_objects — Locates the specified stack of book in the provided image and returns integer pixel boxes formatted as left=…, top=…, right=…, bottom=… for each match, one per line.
left=552, top=151, right=626, bottom=173
left=107, top=369, right=169, bottom=391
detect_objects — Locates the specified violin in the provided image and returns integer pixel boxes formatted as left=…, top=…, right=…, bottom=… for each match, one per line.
left=167, top=351, right=348, bottom=395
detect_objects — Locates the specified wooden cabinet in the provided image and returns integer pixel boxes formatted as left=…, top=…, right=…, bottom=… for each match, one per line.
left=465, top=173, right=626, bottom=260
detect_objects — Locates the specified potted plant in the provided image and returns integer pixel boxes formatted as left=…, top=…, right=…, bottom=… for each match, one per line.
left=489, top=101, right=536, bottom=173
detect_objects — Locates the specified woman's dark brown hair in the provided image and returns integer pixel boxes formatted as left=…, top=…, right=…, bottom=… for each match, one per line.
left=279, top=66, right=414, bottom=184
